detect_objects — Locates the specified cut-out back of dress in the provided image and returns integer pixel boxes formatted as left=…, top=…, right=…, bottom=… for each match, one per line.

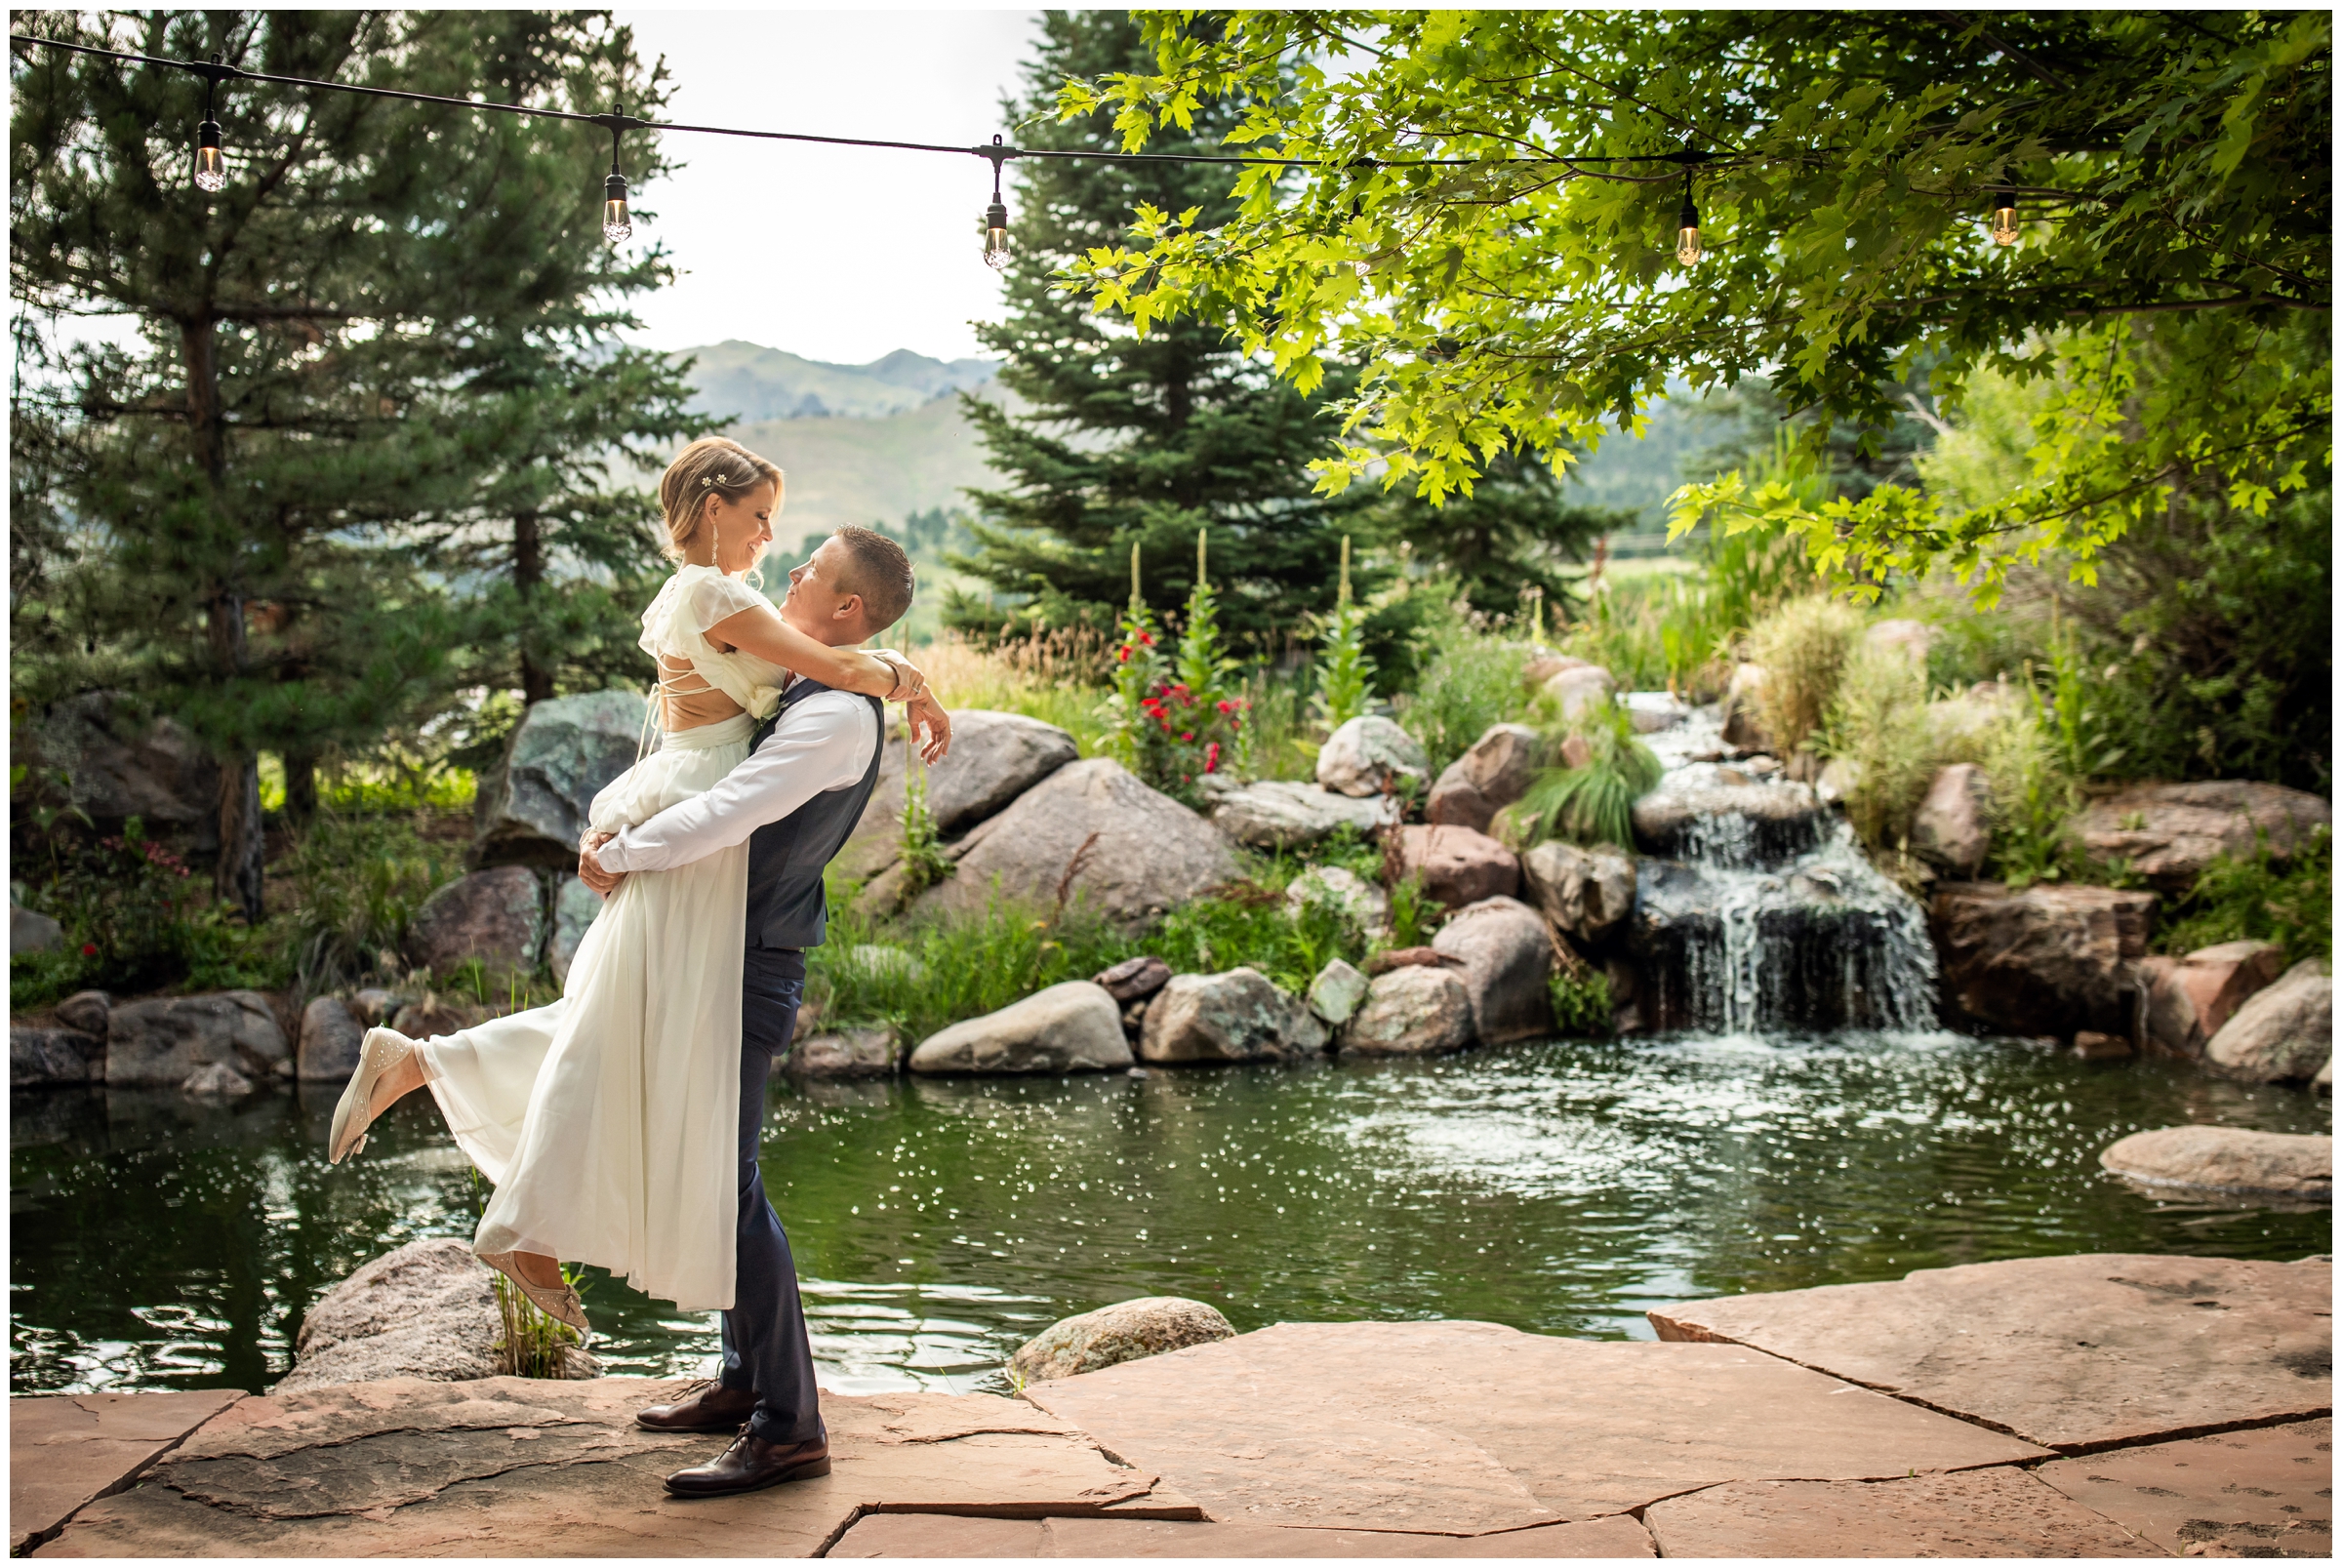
left=636, top=566, right=789, bottom=749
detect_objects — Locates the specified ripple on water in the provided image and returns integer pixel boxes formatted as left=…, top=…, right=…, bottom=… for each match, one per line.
left=10, top=1035, right=2331, bottom=1395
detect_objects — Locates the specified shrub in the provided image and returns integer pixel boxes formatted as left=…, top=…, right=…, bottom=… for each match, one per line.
left=1397, top=612, right=1533, bottom=775
left=279, top=810, right=467, bottom=994
left=1814, top=646, right=1940, bottom=860
left=1151, top=885, right=1366, bottom=994
left=2157, top=825, right=2331, bottom=966
left=1744, top=594, right=1863, bottom=756
left=1977, top=695, right=2083, bottom=888
left=1512, top=702, right=1663, bottom=850
left=813, top=895, right=1144, bottom=1043
left=1549, top=966, right=1613, bottom=1036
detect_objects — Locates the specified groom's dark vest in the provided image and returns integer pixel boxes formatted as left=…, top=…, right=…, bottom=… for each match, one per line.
left=743, top=679, right=885, bottom=951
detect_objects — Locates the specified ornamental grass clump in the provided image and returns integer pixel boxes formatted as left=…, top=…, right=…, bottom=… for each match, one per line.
left=1514, top=701, right=1663, bottom=851
left=1745, top=594, right=1863, bottom=757
left=1815, top=644, right=1941, bottom=864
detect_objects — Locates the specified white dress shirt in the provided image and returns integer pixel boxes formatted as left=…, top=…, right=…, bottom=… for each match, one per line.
left=590, top=687, right=877, bottom=873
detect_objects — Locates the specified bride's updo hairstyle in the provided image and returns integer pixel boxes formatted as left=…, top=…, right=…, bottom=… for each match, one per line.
left=658, top=436, right=783, bottom=561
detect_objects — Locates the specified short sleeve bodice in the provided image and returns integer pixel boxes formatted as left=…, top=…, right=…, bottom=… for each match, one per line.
left=639, top=565, right=788, bottom=721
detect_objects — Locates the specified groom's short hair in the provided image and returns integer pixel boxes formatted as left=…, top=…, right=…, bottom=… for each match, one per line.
left=830, top=526, right=914, bottom=633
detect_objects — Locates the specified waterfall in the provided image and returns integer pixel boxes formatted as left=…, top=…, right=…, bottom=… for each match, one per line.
left=1624, top=706, right=1939, bottom=1033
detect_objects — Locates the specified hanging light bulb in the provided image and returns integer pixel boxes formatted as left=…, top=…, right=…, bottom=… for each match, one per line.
left=1676, top=171, right=1702, bottom=267
left=1989, top=186, right=2019, bottom=247
left=192, top=68, right=225, bottom=192
left=982, top=134, right=1011, bottom=270
left=601, top=104, right=632, bottom=244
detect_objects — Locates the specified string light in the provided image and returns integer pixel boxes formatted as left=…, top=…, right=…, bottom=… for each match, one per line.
left=1676, top=170, right=1701, bottom=266
left=1989, top=186, right=2019, bottom=247
left=602, top=103, right=632, bottom=245
left=982, top=134, right=1011, bottom=270
left=191, top=55, right=226, bottom=191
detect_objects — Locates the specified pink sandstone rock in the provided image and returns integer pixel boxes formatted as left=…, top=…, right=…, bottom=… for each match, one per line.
left=1393, top=824, right=1520, bottom=909
left=2076, top=780, right=2330, bottom=892
left=34, top=1379, right=1198, bottom=1558
left=1641, top=1466, right=2160, bottom=1557
left=1021, top=1319, right=2044, bottom=1535
left=2032, top=1417, right=2333, bottom=1557
left=2098, top=1125, right=2331, bottom=1198
left=1927, top=882, right=2158, bottom=1039
left=831, top=1509, right=1657, bottom=1557
left=2139, top=939, right=2286, bottom=1057
left=1648, top=1252, right=2331, bottom=1453
left=11, top=1388, right=244, bottom=1554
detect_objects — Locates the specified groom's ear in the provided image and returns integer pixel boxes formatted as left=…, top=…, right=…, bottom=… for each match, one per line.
left=831, top=592, right=867, bottom=629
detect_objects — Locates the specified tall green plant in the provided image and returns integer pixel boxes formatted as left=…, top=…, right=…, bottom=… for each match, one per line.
left=1310, top=535, right=1375, bottom=734
left=1101, top=542, right=1171, bottom=778
left=1514, top=703, right=1663, bottom=850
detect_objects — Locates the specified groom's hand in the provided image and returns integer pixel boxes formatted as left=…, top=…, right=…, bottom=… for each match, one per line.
left=579, top=831, right=626, bottom=896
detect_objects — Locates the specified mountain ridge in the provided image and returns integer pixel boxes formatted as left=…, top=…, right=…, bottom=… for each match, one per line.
left=674, top=340, right=1000, bottom=422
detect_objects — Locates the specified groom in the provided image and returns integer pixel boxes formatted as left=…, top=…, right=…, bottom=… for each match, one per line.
left=576, top=524, right=944, bottom=1498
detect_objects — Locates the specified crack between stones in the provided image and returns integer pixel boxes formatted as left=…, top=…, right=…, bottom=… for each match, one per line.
left=20, top=1394, right=251, bottom=1558
left=162, top=1446, right=666, bottom=1523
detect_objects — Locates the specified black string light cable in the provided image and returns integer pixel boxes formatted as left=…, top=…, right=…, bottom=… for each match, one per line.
left=10, top=28, right=2026, bottom=265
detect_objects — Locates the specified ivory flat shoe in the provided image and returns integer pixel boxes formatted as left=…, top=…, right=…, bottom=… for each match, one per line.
left=479, top=1250, right=592, bottom=1337
left=328, top=1027, right=414, bottom=1165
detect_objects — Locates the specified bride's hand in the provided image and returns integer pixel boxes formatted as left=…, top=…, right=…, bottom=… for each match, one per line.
left=579, top=831, right=625, bottom=896
left=904, top=691, right=951, bottom=763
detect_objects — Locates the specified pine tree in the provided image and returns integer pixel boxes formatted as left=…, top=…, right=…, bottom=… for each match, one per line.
left=945, top=11, right=1377, bottom=657
left=8, top=10, right=674, bottom=912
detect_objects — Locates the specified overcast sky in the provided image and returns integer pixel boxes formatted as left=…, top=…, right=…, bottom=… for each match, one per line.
left=611, top=9, right=1040, bottom=366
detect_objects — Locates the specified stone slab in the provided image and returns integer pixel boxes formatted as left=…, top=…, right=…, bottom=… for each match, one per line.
left=10, top=1388, right=248, bottom=1554
left=1649, top=1253, right=2333, bottom=1453
left=831, top=1511, right=1655, bottom=1557
left=1021, top=1319, right=2045, bottom=1533
left=34, top=1379, right=1196, bottom=1558
left=2033, top=1416, right=2333, bottom=1557
left=1641, top=1467, right=2161, bottom=1557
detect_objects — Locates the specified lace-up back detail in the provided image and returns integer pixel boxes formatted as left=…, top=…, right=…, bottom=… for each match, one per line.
left=639, top=566, right=787, bottom=733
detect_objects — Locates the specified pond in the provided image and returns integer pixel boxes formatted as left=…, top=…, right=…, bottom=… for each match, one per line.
left=11, top=1030, right=2330, bottom=1397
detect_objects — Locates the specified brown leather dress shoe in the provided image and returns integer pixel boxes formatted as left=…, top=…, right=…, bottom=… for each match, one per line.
left=636, top=1379, right=761, bottom=1433
left=664, top=1429, right=830, bottom=1498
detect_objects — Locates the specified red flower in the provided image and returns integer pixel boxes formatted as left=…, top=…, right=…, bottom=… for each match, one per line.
left=1216, top=700, right=1233, bottom=713
left=1117, top=646, right=1131, bottom=663
left=80, top=943, right=98, bottom=957
left=1205, top=742, right=1221, bottom=773
left=1181, top=732, right=1194, bottom=742
left=1139, top=631, right=1154, bottom=646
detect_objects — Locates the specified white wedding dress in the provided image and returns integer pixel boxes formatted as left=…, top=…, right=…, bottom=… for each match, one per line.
left=416, top=564, right=786, bottom=1313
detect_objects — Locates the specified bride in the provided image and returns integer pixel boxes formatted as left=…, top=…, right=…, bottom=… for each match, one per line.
left=323, top=436, right=946, bottom=1331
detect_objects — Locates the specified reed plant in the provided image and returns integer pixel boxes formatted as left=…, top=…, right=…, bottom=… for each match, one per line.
left=1512, top=702, right=1663, bottom=850
left=1814, top=646, right=1941, bottom=863
left=1744, top=594, right=1863, bottom=757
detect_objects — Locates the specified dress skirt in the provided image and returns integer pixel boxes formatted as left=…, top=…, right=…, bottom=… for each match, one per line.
left=416, top=712, right=754, bottom=1313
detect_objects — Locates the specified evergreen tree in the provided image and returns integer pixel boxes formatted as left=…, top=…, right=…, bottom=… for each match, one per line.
left=946, top=11, right=1378, bottom=657
left=9, top=10, right=676, bottom=912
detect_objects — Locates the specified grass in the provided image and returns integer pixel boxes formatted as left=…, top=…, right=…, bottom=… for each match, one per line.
left=1510, top=703, right=1663, bottom=850
left=2157, top=826, right=2331, bottom=966
left=1745, top=594, right=1863, bottom=757
left=1814, top=645, right=1942, bottom=864
left=1394, top=619, right=1536, bottom=776
left=907, top=629, right=1113, bottom=753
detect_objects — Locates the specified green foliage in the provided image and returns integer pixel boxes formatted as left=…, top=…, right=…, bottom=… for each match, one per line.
left=896, top=759, right=954, bottom=900
left=1060, top=14, right=2328, bottom=602
left=1744, top=596, right=1864, bottom=757
left=1383, top=874, right=1433, bottom=951
left=1309, top=538, right=1375, bottom=734
left=1396, top=611, right=1533, bottom=775
left=1514, top=703, right=1663, bottom=851
left=2157, top=827, right=2331, bottom=966
left=1814, top=648, right=1940, bottom=864
left=813, top=897, right=1144, bottom=1045
left=1152, top=887, right=1366, bottom=995
left=467, top=1168, right=587, bottom=1378
left=1549, top=967, right=1614, bottom=1038
left=277, top=811, right=467, bottom=995
left=1978, top=693, right=2084, bottom=889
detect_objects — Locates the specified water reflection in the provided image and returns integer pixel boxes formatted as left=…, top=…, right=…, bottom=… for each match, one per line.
left=12, top=1033, right=2329, bottom=1396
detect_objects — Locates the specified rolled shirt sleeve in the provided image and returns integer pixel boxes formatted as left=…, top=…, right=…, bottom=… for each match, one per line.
left=592, top=691, right=876, bottom=874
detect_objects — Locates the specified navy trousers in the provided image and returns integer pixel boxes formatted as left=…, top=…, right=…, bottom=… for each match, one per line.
left=719, top=945, right=824, bottom=1444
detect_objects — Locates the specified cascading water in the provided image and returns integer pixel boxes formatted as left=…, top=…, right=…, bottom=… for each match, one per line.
left=1623, top=703, right=1939, bottom=1033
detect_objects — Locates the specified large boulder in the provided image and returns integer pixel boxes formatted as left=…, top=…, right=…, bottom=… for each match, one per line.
left=1541, top=663, right=1616, bottom=722
left=1519, top=840, right=1635, bottom=945
left=2138, top=940, right=2287, bottom=1059
left=1315, top=715, right=1430, bottom=799
left=835, top=729, right=911, bottom=883
left=1432, top=896, right=1555, bottom=1045
left=1911, top=763, right=1992, bottom=877
left=105, top=991, right=290, bottom=1087
left=2074, top=781, right=2331, bottom=893
left=786, top=1026, right=901, bottom=1079
left=1008, top=1296, right=1235, bottom=1384
left=2099, top=1126, right=2330, bottom=1200
left=12, top=903, right=65, bottom=956
left=546, top=876, right=603, bottom=989
left=925, top=710, right=1079, bottom=834
left=406, top=866, right=545, bottom=984
left=19, top=692, right=221, bottom=832
left=1426, top=723, right=1545, bottom=833
left=2204, top=960, right=2331, bottom=1084
left=1213, top=781, right=1399, bottom=850
left=1393, top=824, right=1520, bottom=908
left=11, top=1026, right=101, bottom=1087
left=472, top=690, right=649, bottom=867
left=391, top=995, right=482, bottom=1042
left=55, top=990, right=112, bottom=1037
left=1927, top=883, right=2157, bottom=1040
left=296, top=996, right=366, bottom=1083
left=1139, top=969, right=1327, bottom=1065
left=912, top=758, right=1239, bottom=932
left=273, top=1238, right=593, bottom=1393
left=1284, top=865, right=1391, bottom=940
left=1337, top=966, right=1475, bottom=1057
left=1633, top=763, right=1828, bottom=864
left=909, top=982, right=1131, bottom=1075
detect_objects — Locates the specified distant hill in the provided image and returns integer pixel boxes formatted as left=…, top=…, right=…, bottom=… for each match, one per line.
left=675, top=341, right=1000, bottom=422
